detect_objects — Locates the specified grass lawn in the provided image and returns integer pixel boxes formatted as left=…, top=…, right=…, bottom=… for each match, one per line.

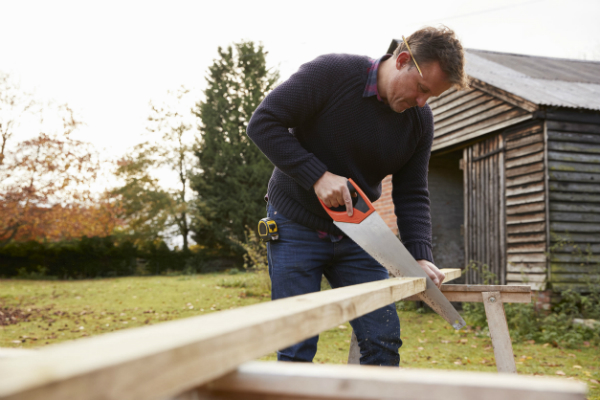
left=1, top=273, right=599, bottom=399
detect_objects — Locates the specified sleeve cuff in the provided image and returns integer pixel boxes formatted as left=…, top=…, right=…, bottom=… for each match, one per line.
left=295, top=156, right=328, bottom=191
left=404, top=242, right=434, bottom=264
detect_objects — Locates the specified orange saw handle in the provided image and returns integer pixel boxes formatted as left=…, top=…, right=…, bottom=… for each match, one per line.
left=319, top=179, right=375, bottom=224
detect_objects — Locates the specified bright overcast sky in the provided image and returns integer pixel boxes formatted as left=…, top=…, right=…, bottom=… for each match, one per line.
left=1, top=0, right=599, bottom=161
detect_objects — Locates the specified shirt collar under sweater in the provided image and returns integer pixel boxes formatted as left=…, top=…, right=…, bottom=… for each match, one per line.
left=362, top=54, right=392, bottom=102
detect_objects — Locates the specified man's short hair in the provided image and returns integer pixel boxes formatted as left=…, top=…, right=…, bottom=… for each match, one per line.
left=393, top=26, right=469, bottom=89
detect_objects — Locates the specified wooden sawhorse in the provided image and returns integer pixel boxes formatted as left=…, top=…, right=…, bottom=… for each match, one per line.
left=348, top=284, right=532, bottom=373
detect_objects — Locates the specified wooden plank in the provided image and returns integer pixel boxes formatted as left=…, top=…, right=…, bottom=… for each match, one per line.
left=550, top=211, right=600, bottom=223
left=432, top=114, right=532, bottom=153
left=504, top=122, right=543, bottom=142
left=550, top=253, right=600, bottom=263
left=506, top=233, right=546, bottom=243
left=547, top=120, right=600, bottom=134
left=505, top=142, right=544, bottom=160
left=548, top=141, right=600, bottom=155
left=550, top=232, right=600, bottom=243
left=507, top=281, right=546, bottom=290
left=548, top=130, right=600, bottom=145
left=506, top=273, right=547, bottom=283
left=550, top=243, right=600, bottom=254
left=506, top=182, right=544, bottom=197
left=469, top=78, right=539, bottom=113
left=550, top=273, right=600, bottom=284
left=549, top=170, right=600, bottom=183
left=504, top=151, right=544, bottom=169
left=548, top=151, right=600, bottom=164
left=506, top=222, right=545, bottom=234
left=499, top=135, right=507, bottom=285
left=506, top=243, right=546, bottom=253
left=507, top=253, right=547, bottom=263
left=550, top=202, right=600, bottom=213
left=505, top=132, right=543, bottom=150
left=549, top=191, right=600, bottom=203
left=549, top=181, right=600, bottom=193
left=440, top=284, right=530, bottom=292
left=435, top=104, right=515, bottom=137
left=434, top=99, right=505, bottom=130
left=548, top=160, right=600, bottom=174
left=506, top=202, right=545, bottom=215
left=198, top=361, right=586, bottom=400
left=551, top=221, right=600, bottom=233
left=552, top=283, right=594, bottom=292
left=550, top=263, right=600, bottom=274
left=0, top=277, right=426, bottom=400
left=505, top=161, right=544, bottom=178
left=405, top=284, right=533, bottom=303
left=506, top=172, right=544, bottom=188
left=482, top=292, right=517, bottom=374
left=506, top=192, right=545, bottom=206
left=432, top=91, right=488, bottom=118
left=506, top=212, right=545, bottom=225
left=429, top=87, right=475, bottom=109
left=507, top=263, right=547, bottom=273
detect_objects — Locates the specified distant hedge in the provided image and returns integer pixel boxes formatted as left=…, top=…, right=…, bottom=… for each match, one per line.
left=0, top=237, right=191, bottom=279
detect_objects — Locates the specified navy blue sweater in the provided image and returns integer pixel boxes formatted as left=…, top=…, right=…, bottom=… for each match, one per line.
left=247, top=54, right=434, bottom=262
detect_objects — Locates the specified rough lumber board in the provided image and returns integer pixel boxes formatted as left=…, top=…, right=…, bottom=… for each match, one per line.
left=507, top=201, right=546, bottom=215
left=506, top=212, right=545, bottom=225
left=482, top=292, right=517, bottom=373
left=469, top=78, right=538, bottom=113
left=439, top=268, right=461, bottom=282
left=405, top=284, right=531, bottom=303
left=549, top=170, right=600, bottom=183
left=0, top=277, right=426, bottom=400
left=432, top=114, right=532, bottom=153
left=505, top=132, right=544, bottom=150
left=548, top=151, right=600, bottom=164
left=547, top=120, right=600, bottom=134
left=506, top=172, right=545, bottom=187
left=548, top=160, right=600, bottom=174
left=549, top=191, right=600, bottom=203
left=548, top=141, right=600, bottom=155
left=505, top=161, right=544, bottom=178
left=195, top=361, right=585, bottom=400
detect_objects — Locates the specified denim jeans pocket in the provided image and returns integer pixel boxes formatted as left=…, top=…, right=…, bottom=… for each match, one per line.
left=267, top=204, right=295, bottom=227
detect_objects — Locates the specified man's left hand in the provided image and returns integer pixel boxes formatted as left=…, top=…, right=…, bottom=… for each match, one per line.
left=416, top=260, right=445, bottom=289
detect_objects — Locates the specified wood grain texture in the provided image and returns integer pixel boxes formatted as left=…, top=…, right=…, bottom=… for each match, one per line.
left=482, top=292, right=517, bottom=374
left=0, top=277, right=426, bottom=400
left=195, top=361, right=585, bottom=400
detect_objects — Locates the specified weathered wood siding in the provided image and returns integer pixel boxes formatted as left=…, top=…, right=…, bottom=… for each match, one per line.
left=503, top=122, right=548, bottom=290
left=463, top=134, right=506, bottom=284
left=430, top=85, right=532, bottom=153
left=546, top=120, right=600, bottom=292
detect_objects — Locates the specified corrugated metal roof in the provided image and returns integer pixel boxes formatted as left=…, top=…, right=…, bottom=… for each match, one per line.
left=465, top=49, right=600, bottom=111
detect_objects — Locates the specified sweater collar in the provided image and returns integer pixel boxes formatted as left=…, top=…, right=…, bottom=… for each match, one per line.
left=363, top=54, right=392, bottom=102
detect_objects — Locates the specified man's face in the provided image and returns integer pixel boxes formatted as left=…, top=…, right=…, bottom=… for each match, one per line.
left=386, top=53, right=452, bottom=113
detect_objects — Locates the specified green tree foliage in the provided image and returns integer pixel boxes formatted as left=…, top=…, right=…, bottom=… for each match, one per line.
left=192, top=41, right=279, bottom=259
left=113, top=87, right=197, bottom=250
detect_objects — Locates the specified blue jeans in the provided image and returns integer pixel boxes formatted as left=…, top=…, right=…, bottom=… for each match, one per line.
left=266, top=204, right=401, bottom=366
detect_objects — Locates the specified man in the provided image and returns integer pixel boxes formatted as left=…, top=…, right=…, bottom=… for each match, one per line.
left=247, top=26, right=468, bottom=366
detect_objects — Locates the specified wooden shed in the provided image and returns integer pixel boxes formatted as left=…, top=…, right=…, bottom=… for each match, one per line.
left=375, top=46, right=600, bottom=292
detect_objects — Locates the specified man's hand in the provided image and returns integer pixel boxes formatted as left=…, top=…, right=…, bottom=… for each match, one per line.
left=416, top=259, right=445, bottom=289
left=314, top=171, right=353, bottom=216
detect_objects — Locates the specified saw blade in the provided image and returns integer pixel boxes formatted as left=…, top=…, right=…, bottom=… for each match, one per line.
left=335, top=212, right=466, bottom=330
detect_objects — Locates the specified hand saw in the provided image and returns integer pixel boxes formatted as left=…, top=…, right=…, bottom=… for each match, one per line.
left=320, top=179, right=466, bottom=330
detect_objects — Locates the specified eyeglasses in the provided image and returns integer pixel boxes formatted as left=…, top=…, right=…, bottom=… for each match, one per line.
left=402, top=35, right=423, bottom=78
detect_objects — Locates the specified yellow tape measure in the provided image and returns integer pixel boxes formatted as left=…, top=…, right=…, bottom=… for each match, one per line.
left=258, top=217, right=279, bottom=242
